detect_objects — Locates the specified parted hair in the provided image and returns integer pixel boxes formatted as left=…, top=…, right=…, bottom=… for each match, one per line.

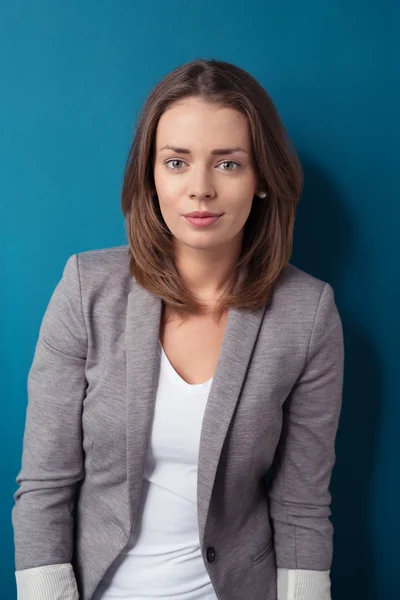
left=121, top=58, right=303, bottom=317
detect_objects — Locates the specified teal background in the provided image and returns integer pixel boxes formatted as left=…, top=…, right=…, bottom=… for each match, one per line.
left=1, top=1, right=398, bottom=598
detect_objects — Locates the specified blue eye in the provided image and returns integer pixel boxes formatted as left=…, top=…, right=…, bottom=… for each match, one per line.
left=164, top=159, right=240, bottom=171
left=219, top=161, right=240, bottom=171
left=165, top=159, right=185, bottom=170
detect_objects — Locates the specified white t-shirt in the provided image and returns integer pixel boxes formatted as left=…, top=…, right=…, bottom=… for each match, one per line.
left=93, top=342, right=218, bottom=600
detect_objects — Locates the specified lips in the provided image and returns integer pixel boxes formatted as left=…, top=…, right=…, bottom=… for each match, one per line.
left=184, top=211, right=222, bottom=218
left=184, top=214, right=222, bottom=227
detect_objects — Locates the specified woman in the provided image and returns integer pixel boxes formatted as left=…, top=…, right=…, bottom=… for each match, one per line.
left=12, top=58, right=344, bottom=600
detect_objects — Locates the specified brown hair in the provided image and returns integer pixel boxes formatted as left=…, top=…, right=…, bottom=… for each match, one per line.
left=121, top=58, right=303, bottom=317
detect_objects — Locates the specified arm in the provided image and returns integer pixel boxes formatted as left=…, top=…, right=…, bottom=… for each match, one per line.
left=277, top=568, right=331, bottom=600
left=268, top=282, right=344, bottom=600
left=12, top=254, right=87, bottom=598
left=16, top=565, right=79, bottom=600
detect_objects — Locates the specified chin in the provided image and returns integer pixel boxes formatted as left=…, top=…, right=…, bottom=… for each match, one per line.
left=180, top=236, right=222, bottom=251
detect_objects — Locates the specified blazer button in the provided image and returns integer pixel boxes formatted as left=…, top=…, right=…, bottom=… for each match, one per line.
left=206, top=546, right=216, bottom=563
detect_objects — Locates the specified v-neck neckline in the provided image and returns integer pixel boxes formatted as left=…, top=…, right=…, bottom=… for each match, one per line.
left=158, top=341, right=213, bottom=394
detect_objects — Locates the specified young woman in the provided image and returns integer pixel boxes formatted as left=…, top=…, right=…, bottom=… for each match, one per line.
left=12, top=58, right=344, bottom=600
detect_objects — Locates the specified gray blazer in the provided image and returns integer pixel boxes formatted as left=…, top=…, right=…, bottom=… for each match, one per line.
left=12, top=245, right=344, bottom=600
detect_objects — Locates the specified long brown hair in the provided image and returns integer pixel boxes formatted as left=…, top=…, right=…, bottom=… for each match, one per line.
left=121, top=58, right=303, bottom=317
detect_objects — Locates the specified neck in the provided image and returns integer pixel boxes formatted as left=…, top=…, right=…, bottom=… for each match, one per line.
left=173, top=235, right=242, bottom=304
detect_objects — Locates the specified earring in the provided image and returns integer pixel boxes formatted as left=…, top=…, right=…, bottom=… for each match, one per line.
left=257, top=191, right=267, bottom=199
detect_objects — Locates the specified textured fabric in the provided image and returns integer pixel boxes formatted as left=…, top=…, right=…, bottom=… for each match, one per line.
left=92, top=343, right=216, bottom=599
left=15, top=564, right=332, bottom=600
left=12, top=245, right=344, bottom=600
left=14, top=345, right=333, bottom=600
left=278, top=569, right=331, bottom=599
left=15, top=563, right=79, bottom=600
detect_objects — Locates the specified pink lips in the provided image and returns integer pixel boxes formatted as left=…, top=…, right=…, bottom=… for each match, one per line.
left=183, top=211, right=223, bottom=227
left=184, top=215, right=221, bottom=227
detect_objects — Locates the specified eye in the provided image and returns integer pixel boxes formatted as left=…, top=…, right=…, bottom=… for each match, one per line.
left=163, top=159, right=240, bottom=172
left=218, top=161, right=240, bottom=171
left=164, top=159, right=186, bottom=170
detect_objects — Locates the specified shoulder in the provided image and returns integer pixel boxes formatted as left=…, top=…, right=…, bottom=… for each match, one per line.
left=76, top=244, right=130, bottom=273
left=260, top=263, right=343, bottom=359
left=281, top=262, right=327, bottom=295
left=273, top=262, right=338, bottom=318
left=59, top=245, right=132, bottom=304
left=74, top=244, right=131, bottom=286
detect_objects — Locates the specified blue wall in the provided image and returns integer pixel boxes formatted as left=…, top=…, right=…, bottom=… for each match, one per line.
left=1, top=1, right=398, bottom=598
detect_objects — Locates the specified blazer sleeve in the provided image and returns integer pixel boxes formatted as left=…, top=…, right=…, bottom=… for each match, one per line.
left=12, top=254, right=87, bottom=573
left=267, top=282, right=345, bottom=572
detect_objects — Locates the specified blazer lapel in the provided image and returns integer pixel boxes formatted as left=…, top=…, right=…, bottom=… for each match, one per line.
left=196, top=303, right=266, bottom=544
left=125, top=280, right=163, bottom=526
left=125, top=278, right=267, bottom=544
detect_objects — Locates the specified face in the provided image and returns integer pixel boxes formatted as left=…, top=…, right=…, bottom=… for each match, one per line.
left=153, top=97, right=260, bottom=254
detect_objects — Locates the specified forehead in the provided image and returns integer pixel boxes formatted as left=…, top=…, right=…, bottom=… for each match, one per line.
left=155, top=98, right=251, bottom=149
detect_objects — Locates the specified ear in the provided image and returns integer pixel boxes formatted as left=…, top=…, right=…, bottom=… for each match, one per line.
left=255, top=177, right=267, bottom=198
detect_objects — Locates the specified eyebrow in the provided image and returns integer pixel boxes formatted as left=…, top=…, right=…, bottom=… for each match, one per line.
left=158, top=145, right=249, bottom=155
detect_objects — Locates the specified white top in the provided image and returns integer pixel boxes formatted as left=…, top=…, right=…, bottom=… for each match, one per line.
left=92, top=342, right=216, bottom=599
left=15, top=342, right=332, bottom=600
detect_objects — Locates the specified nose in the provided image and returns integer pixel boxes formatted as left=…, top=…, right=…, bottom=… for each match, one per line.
left=187, top=166, right=216, bottom=200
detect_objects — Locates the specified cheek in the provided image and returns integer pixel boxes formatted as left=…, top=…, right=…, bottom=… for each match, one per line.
left=225, top=174, right=256, bottom=215
left=157, top=192, right=178, bottom=218
left=230, top=195, right=254, bottom=224
left=154, top=189, right=182, bottom=233
left=154, top=174, right=181, bottom=213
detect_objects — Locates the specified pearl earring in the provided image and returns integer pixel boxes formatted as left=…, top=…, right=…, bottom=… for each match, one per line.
left=257, top=191, right=267, bottom=199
